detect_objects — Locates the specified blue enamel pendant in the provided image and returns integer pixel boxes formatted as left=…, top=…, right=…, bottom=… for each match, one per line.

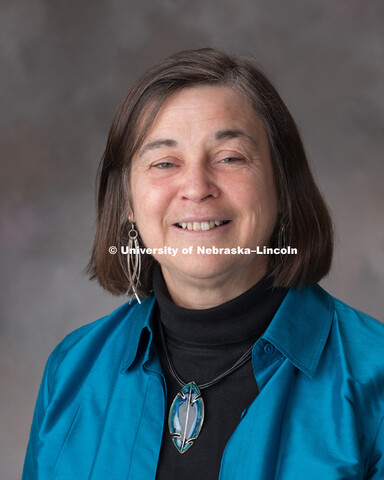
left=168, top=382, right=205, bottom=454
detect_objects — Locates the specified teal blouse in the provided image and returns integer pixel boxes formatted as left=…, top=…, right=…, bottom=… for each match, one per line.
left=22, top=285, right=384, bottom=479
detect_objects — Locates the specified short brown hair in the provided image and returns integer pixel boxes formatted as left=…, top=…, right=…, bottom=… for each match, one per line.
left=86, top=48, right=333, bottom=297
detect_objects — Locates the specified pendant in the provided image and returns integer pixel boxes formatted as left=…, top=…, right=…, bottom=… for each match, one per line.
left=168, top=382, right=205, bottom=454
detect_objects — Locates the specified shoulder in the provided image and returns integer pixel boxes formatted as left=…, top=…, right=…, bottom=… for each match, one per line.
left=328, top=291, right=384, bottom=358
left=324, top=291, right=384, bottom=445
left=43, top=297, right=156, bottom=402
left=319, top=287, right=384, bottom=405
left=289, top=285, right=384, bottom=396
left=53, top=300, right=135, bottom=358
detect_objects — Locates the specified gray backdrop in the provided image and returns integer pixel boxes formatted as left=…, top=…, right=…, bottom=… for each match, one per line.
left=1, top=1, right=383, bottom=478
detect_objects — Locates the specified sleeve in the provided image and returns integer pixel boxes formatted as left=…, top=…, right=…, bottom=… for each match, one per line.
left=21, top=345, right=61, bottom=480
left=366, top=415, right=384, bottom=479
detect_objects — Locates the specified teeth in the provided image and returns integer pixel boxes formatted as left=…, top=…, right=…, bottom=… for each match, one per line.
left=178, top=220, right=226, bottom=231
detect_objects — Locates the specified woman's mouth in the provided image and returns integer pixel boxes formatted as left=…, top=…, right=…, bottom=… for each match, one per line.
left=175, top=220, right=230, bottom=231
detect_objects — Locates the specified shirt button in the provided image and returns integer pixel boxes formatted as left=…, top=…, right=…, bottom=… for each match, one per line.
left=264, top=343, right=275, bottom=355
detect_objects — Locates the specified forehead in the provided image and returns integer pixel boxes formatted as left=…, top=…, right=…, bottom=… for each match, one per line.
left=142, top=85, right=264, bottom=140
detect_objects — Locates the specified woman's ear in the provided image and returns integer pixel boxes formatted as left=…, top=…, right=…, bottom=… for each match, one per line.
left=128, top=208, right=134, bottom=223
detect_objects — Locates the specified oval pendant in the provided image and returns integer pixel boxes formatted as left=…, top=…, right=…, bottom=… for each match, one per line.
left=168, top=382, right=205, bottom=454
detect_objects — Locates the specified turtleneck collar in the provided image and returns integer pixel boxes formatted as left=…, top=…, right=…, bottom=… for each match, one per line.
left=152, top=264, right=288, bottom=346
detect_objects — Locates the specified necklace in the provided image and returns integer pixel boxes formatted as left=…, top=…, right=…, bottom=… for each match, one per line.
left=157, top=319, right=254, bottom=454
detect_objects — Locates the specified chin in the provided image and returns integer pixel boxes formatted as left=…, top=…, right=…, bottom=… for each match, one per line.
left=163, top=254, right=249, bottom=283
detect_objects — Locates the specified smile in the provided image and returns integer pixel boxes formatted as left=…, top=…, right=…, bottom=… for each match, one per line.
left=176, top=220, right=230, bottom=231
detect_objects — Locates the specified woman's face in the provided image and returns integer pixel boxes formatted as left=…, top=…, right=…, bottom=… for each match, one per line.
left=130, top=86, right=279, bottom=297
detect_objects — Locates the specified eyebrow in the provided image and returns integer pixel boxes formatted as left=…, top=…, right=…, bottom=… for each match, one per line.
left=138, top=128, right=259, bottom=158
left=138, top=139, right=178, bottom=158
left=214, top=129, right=259, bottom=149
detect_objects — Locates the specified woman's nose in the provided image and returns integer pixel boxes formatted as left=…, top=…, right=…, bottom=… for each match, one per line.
left=179, top=163, right=220, bottom=202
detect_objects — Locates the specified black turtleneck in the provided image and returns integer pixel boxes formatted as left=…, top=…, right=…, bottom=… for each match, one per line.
left=153, top=265, right=287, bottom=480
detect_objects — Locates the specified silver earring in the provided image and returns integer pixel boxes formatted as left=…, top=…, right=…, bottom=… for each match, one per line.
left=278, top=223, right=285, bottom=249
left=125, top=223, right=141, bottom=304
left=278, top=223, right=286, bottom=261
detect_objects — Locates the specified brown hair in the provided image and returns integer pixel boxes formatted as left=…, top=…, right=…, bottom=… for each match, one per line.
left=85, top=47, right=333, bottom=297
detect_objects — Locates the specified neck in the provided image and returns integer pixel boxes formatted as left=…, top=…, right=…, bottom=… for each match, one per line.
left=153, top=264, right=288, bottom=346
left=160, top=264, right=267, bottom=309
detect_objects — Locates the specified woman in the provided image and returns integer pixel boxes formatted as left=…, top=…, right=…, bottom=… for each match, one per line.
left=23, top=48, right=384, bottom=479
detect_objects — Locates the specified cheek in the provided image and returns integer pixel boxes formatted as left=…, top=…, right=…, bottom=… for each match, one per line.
left=234, top=176, right=276, bottom=208
left=235, top=178, right=278, bottom=229
left=131, top=180, right=171, bottom=237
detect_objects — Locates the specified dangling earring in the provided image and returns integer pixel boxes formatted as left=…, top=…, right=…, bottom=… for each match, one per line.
left=278, top=222, right=286, bottom=262
left=278, top=223, right=285, bottom=249
left=125, top=223, right=141, bottom=304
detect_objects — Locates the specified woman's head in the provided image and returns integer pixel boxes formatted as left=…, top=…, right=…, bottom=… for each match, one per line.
left=86, top=47, right=333, bottom=298
left=129, top=85, right=279, bottom=303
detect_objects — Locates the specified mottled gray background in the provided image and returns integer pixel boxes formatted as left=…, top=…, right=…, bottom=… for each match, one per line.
left=1, top=0, right=383, bottom=478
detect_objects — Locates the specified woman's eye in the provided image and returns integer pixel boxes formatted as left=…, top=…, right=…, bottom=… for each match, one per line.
left=152, top=161, right=175, bottom=169
left=219, top=157, right=244, bottom=163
